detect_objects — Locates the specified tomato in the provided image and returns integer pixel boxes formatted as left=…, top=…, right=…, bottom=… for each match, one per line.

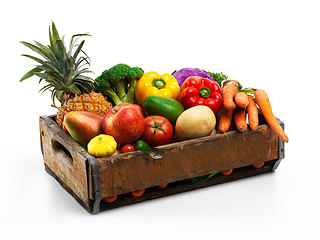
left=102, top=195, right=118, bottom=203
left=142, top=115, right=173, bottom=147
left=220, top=169, right=233, bottom=176
left=252, top=162, right=265, bottom=168
left=120, top=144, right=135, bottom=153
left=131, top=188, right=146, bottom=197
left=157, top=183, right=168, bottom=189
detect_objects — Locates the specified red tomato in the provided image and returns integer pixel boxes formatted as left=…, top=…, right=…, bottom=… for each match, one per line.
left=252, top=162, right=265, bottom=168
left=221, top=169, right=233, bottom=176
left=102, top=195, right=118, bottom=203
left=120, top=144, right=135, bottom=153
left=142, top=115, right=173, bottom=147
left=131, top=188, right=146, bottom=197
left=157, top=183, right=168, bottom=189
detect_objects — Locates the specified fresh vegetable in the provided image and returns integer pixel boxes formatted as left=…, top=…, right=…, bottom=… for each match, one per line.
left=191, top=172, right=218, bottom=183
left=133, top=140, right=153, bottom=152
left=144, top=96, right=184, bottom=126
left=234, top=108, right=247, bottom=132
left=135, top=71, right=180, bottom=107
left=102, top=195, right=118, bottom=203
left=175, top=106, right=216, bottom=141
left=254, top=89, right=289, bottom=143
left=247, top=96, right=259, bottom=130
left=142, top=116, right=173, bottom=147
left=120, top=144, right=135, bottom=153
left=222, top=83, right=238, bottom=110
left=87, top=134, right=117, bottom=157
left=252, top=162, right=265, bottom=168
left=157, top=183, right=168, bottom=189
left=207, top=71, right=229, bottom=86
left=171, top=67, right=215, bottom=87
left=95, top=64, right=144, bottom=106
left=131, top=188, right=146, bottom=197
left=218, top=107, right=235, bottom=133
left=177, top=76, right=223, bottom=115
left=220, top=169, right=233, bottom=176
left=234, top=92, right=249, bottom=108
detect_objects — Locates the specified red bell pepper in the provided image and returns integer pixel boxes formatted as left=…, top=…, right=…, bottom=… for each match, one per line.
left=177, top=76, right=223, bottom=114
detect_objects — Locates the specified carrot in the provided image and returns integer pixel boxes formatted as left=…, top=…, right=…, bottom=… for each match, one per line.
left=254, top=89, right=289, bottom=143
left=218, top=107, right=235, bottom=133
left=247, top=96, right=259, bottom=130
left=234, top=92, right=249, bottom=108
left=234, top=108, right=247, bottom=132
left=222, top=83, right=238, bottom=110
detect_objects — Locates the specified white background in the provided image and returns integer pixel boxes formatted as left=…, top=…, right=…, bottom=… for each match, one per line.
left=1, top=0, right=319, bottom=239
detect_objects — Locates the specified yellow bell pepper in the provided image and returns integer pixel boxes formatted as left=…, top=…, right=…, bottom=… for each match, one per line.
left=135, top=71, right=180, bottom=107
left=87, top=134, right=117, bottom=158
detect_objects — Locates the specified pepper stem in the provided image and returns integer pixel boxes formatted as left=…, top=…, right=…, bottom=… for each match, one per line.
left=199, top=87, right=211, bottom=98
left=152, top=78, right=167, bottom=89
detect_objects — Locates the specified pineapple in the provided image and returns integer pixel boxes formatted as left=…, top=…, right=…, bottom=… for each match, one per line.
left=20, top=22, right=112, bottom=126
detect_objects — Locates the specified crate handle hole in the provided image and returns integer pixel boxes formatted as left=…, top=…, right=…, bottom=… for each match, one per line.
left=52, top=140, right=73, bottom=162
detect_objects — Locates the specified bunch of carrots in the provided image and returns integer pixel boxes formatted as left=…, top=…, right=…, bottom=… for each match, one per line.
left=218, top=80, right=289, bottom=143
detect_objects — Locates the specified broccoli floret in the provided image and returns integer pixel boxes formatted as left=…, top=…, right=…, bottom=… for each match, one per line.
left=102, top=63, right=130, bottom=100
left=94, top=64, right=144, bottom=106
left=123, top=67, right=144, bottom=103
left=95, top=76, right=122, bottom=105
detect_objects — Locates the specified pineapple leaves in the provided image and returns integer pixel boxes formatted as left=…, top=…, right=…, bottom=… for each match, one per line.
left=20, top=66, right=43, bottom=82
left=20, top=21, right=95, bottom=104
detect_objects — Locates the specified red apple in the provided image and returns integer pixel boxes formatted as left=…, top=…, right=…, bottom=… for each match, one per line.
left=102, top=103, right=145, bottom=145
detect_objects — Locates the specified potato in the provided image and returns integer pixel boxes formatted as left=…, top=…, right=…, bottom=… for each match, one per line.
left=175, top=105, right=216, bottom=141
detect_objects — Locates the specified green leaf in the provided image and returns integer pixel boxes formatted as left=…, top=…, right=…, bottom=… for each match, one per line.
left=72, top=40, right=85, bottom=60
left=20, top=67, right=43, bottom=82
left=190, top=172, right=218, bottom=183
left=21, top=54, right=61, bottom=73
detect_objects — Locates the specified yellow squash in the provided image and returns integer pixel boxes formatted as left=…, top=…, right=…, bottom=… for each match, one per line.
left=87, top=134, right=117, bottom=158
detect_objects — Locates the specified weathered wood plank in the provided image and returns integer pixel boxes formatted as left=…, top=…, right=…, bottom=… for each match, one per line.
left=96, top=124, right=279, bottom=198
left=39, top=116, right=90, bottom=207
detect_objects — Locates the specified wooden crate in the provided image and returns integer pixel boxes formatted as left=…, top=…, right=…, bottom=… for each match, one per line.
left=39, top=113, right=285, bottom=214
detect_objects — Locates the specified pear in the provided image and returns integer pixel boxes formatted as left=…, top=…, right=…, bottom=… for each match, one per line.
left=63, top=111, right=104, bottom=148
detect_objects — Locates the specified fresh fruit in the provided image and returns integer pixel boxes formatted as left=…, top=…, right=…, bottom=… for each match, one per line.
left=175, top=106, right=216, bottom=141
left=142, top=115, right=173, bottom=147
left=64, top=111, right=104, bottom=148
left=19, top=22, right=112, bottom=127
left=120, top=144, right=135, bottom=153
left=144, top=96, right=184, bottom=126
left=102, top=103, right=145, bottom=145
left=132, top=104, right=145, bottom=116
left=87, top=134, right=117, bottom=157
left=133, top=140, right=153, bottom=152
left=56, top=92, right=112, bottom=127
left=131, top=188, right=146, bottom=197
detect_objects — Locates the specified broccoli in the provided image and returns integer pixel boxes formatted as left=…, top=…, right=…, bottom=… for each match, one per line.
left=95, top=63, right=144, bottom=106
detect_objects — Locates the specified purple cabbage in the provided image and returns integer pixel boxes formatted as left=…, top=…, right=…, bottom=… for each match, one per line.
left=171, top=68, right=215, bottom=87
